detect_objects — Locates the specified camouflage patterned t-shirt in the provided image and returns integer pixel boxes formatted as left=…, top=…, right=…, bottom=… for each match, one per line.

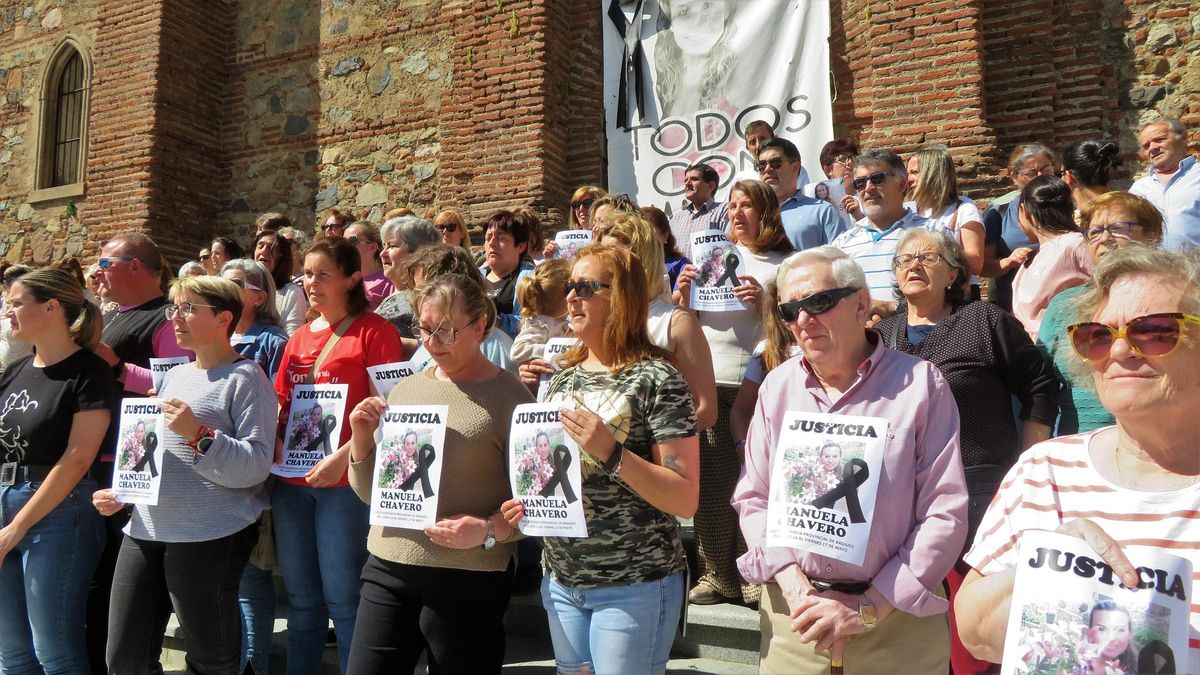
left=541, top=358, right=697, bottom=587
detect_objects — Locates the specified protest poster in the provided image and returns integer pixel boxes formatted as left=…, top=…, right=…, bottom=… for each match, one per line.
left=553, top=230, right=593, bottom=261
left=366, top=361, right=416, bottom=400
left=508, top=402, right=588, bottom=538
left=690, top=229, right=748, bottom=312
left=764, top=411, right=888, bottom=566
left=272, top=384, right=348, bottom=478
left=149, top=356, right=190, bottom=393
left=537, top=337, right=579, bottom=402
left=369, top=405, right=448, bottom=529
left=111, top=398, right=166, bottom=505
left=1001, top=530, right=1192, bottom=675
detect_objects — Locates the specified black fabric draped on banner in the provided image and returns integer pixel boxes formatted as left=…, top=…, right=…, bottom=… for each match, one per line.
left=607, top=0, right=647, bottom=130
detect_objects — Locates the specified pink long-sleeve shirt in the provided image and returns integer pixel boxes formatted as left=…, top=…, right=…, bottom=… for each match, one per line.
left=732, top=335, right=968, bottom=617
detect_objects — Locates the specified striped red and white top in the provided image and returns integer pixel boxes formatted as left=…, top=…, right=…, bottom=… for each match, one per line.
left=965, top=427, right=1200, bottom=674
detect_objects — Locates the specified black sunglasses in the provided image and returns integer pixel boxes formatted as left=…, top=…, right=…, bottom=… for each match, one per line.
left=563, top=279, right=611, bottom=299
left=851, top=171, right=889, bottom=191
left=571, top=198, right=596, bottom=211
left=777, top=287, right=858, bottom=323
left=755, top=157, right=785, bottom=173
left=436, top=222, right=459, bottom=233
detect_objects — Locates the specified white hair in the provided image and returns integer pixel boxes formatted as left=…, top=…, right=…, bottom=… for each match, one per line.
left=775, top=245, right=868, bottom=293
left=381, top=215, right=439, bottom=253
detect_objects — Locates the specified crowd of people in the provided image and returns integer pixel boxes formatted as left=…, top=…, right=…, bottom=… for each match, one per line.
left=0, top=115, right=1196, bottom=675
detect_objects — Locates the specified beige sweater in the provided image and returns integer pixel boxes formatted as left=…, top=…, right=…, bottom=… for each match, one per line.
left=349, top=366, right=533, bottom=572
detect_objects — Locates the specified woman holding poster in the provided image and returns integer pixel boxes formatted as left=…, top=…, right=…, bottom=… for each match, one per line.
left=731, top=246, right=967, bottom=673
left=502, top=245, right=700, bottom=675
left=345, top=273, right=532, bottom=674
left=0, top=269, right=114, bottom=674
left=92, top=275, right=277, bottom=673
left=271, top=238, right=403, bottom=674
left=956, top=245, right=1200, bottom=674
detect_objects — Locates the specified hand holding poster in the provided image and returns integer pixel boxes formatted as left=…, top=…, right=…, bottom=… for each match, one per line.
left=366, top=361, right=416, bottom=400
left=272, top=384, right=349, bottom=478
left=149, top=356, right=191, bottom=393
left=537, top=337, right=579, bottom=402
left=1001, top=530, right=1192, bottom=675
left=765, top=412, right=888, bottom=566
left=553, top=230, right=593, bottom=261
left=508, top=402, right=588, bottom=538
left=111, top=398, right=166, bottom=505
left=369, top=405, right=448, bottom=529
left=690, top=229, right=748, bottom=312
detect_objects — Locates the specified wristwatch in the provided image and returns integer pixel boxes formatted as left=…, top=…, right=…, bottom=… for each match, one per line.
left=481, top=516, right=497, bottom=550
left=859, top=597, right=878, bottom=631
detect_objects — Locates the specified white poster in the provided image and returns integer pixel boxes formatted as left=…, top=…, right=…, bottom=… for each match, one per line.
left=1001, top=530, right=1193, bottom=675
left=272, top=384, right=349, bottom=478
left=149, top=356, right=191, bottom=393
left=553, top=230, right=593, bottom=261
left=111, top=398, right=166, bottom=505
left=537, top=337, right=579, bottom=402
left=603, top=0, right=833, bottom=211
left=369, top=405, right=448, bottom=529
left=765, top=412, right=888, bottom=566
left=509, top=403, right=588, bottom=538
left=805, top=178, right=854, bottom=227
left=690, top=229, right=747, bottom=312
left=366, top=361, right=416, bottom=400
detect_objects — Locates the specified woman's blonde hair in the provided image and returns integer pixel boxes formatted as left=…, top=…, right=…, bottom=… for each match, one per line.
left=593, top=211, right=669, bottom=297
left=516, top=258, right=570, bottom=319
left=729, top=180, right=793, bottom=255
left=433, top=209, right=472, bottom=255
left=169, top=275, right=245, bottom=338
left=559, top=245, right=673, bottom=372
left=759, top=281, right=795, bottom=375
left=15, top=268, right=103, bottom=349
left=911, top=147, right=959, bottom=215
left=411, top=273, right=497, bottom=338
left=569, top=186, right=607, bottom=230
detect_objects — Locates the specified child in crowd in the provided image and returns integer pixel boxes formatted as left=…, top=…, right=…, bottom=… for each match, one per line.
left=509, top=258, right=572, bottom=364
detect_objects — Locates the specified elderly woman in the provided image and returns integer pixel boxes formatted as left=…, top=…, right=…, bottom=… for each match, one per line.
left=502, top=245, right=699, bottom=675
left=253, top=229, right=307, bottom=335
left=955, top=245, right=1200, bottom=672
left=344, top=221, right=393, bottom=309
left=732, top=246, right=967, bottom=673
left=983, top=143, right=1057, bottom=311
left=374, top=215, right=440, bottom=337
left=1038, top=192, right=1164, bottom=435
left=345, top=274, right=532, bottom=674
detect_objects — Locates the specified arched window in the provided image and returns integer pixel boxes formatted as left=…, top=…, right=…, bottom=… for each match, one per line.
left=31, top=39, right=91, bottom=202
left=51, top=52, right=85, bottom=187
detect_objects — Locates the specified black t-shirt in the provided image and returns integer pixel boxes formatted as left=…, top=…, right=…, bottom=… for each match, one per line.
left=0, top=350, right=118, bottom=467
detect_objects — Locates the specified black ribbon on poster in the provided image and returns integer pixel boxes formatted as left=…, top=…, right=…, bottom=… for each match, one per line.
left=1137, top=640, right=1177, bottom=675
left=810, top=458, right=869, bottom=524
left=301, top=415, right=338, bottom=457
left=539, top=444, right=579, bottom=504
left=399, top=443, right=437, bottom=498
left=608, top=0, right=648, bottom=130
left=714, top=251, right=742, bottom=288
left=131, top=431, right=159, bottom=478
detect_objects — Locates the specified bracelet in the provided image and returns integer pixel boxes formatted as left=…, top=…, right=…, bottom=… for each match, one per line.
left=604, top=441, right=624, bottom=477
left=186, top=424, right=212, bottom=450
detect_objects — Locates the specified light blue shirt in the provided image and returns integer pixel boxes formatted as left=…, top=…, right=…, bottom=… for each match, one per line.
left=778, top=191, right=846, bottom=252
left=1128, top=154, right=1200, bottom=251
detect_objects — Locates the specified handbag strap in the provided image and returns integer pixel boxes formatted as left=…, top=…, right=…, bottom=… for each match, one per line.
left=306, top=315, right=356, bottom=384
left=947, top=203, right=961, bottom=232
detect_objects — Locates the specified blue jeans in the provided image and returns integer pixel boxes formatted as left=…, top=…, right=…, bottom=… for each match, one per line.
left=0, top=479, right=104, bottom=675
left=272, top=482, right=369, bottom=675
left=541, top=571, right=684, bottom=675
left=239, top=562, right=276, bottom=675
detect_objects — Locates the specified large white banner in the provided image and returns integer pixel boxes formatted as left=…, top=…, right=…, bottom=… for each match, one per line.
left=603, top=0, right=833, bottom=212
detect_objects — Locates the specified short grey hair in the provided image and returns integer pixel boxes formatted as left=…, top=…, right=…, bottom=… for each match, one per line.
left=775, top=245, right=868, bottom=295
left=894, top=228, right=970, bottom=304
left=221, top=258, right=282, bottom=328
left=1141, top=118, right=1187, bottom=138
left=277, top=226, right=310, bottom=251
left=178, top=261, right=205, bottom=277
left=381, top=215, right=439, bottom=253
left=1008, top=143, right=1056, bottom=172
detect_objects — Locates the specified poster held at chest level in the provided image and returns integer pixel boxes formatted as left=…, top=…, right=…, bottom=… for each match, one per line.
left=537, top=337, right=579, bottom=403
left=272, top=384, right=349, bottom=478
left=366, top=361, right=416, bottom=400
left=111, top=398, right=166, bottom=505
left=369, top=405, right=448, bottom=529
left=553, top=230, right=593, bottom=261
left=690, top=229, right=747, bottom=312
left=1001, top=530, right=1192, bottom=675
left=149, top=356, right=191, bottom=393
left=765, top=411, right=888, bottom=567
left=509, top=402, right=588, bottom=538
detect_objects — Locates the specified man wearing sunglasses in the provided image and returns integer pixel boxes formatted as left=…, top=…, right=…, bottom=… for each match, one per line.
left=831, top=149, right=950, bottom=318
left=667, top=163, right=728, bottom=247
left=721, top=120, right=811, bottom=201
left=1128, top=118, right=1200, bottom=252
left=758, top=138, right=845, bottom=252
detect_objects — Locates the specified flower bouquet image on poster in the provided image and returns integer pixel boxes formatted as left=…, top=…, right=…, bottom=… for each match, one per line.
left=690, top=229, right=748, bottom=312
left=111, top=398, right=166, bottom=505
left=1001, top=530, right=1192, bottom=675
left=508, top=402, right=588, bottom=538
left=148, top=356, right=190, bottom=393
left=366, top=361, right=416, bottom=400
left=536, top=337, right=579, bottom=402
left=765, top=411, right=888, bottom=566
left=369, top=405, right=448, bottom=529
left=271, top=384, right=348, bottom=478
left=553, top=230, right=593, bottom=261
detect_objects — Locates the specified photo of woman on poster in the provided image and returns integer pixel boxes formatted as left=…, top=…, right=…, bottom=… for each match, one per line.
left=1078, top=601, right=1137, bottom=675
left=813, top=441, right=843, bottom=499
left=513, top=429, right=557, bottom=497
left=118, top=419, right=157, bottom=473
left=653, top=0, right=738, bottom=118
left=376, top=429, right=425, bottom=491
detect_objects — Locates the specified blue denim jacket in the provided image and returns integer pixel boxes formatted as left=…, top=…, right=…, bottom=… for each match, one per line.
left=231, top=322, right=289, bottom=380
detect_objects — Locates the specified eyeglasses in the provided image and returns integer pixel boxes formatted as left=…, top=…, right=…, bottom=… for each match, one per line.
left=1085, top=222, right=1138, bottom=243
left=97, top=256, right=136, bottom=270
left=164, top=302, right=218, bottom=319
left=1017, top=165, right=1057, bottom=180
left=410, top=320, right=476, bottom=345
left=563, top=279, right=611, bottom=299
left=851, top=171, right=889, bottom=191
left=199, top=254, right=211, bottom=261
left=435, top=222, right=459, bottom=233
left=227, top=278, right=262, bottom=291
left=322, top=223, right=343, bottom=233
left=777, top=286, right=859, bottom=323
left=833, top=154, right=855, bottom=166
left=892, top=252, right=945, bottom=269
left=571, top=198, right=595, bottom=211
left=1067, top=313, right=1200, bottom=362
left=755, top=157, right=785, bottom=173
